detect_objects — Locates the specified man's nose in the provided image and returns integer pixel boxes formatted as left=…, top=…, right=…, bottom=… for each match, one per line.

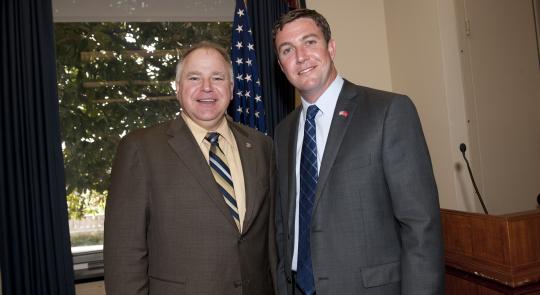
left=296, top=47, right=307, bottom=63
left=202, top=78, right=212, bottom=91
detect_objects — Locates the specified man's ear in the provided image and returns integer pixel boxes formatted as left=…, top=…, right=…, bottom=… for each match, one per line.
left=230, top=81, right=234, bottom=101
left=277, top=59, right=284, bottom=72
left=327, top=38, right=336, bottom=60
left=175, top=81, right=182, bottom=105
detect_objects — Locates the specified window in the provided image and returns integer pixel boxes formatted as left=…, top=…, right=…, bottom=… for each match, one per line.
left=55, top=21, right=232, bottom=280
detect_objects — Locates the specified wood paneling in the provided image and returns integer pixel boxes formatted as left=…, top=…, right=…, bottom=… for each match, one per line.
left=446, top=267, right=540, bottom=295
left=443, top=209, right=540, bottom=288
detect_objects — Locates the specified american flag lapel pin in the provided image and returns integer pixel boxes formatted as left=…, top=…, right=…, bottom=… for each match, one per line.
left=339, top=110, right=349, bottom=118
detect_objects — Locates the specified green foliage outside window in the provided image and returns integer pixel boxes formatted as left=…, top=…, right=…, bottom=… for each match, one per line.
left=55, top=22, right=232, bottom=220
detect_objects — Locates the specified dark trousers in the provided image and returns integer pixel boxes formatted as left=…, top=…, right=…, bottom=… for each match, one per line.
left=291, top=271, right=315, bottom=295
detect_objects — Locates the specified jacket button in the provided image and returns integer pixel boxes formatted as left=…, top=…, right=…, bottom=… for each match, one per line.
left=233, top=280, right=242, bottom=288
left=286, top=276, right=292, bottom=283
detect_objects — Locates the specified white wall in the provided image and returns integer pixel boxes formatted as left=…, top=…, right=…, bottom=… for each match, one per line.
left=53, top=0, right=234, bottom=22
left=383, top=0, right=471, bottom=211
left=455, top=0, right=540, bottom=213
left=307, top=0, right=540, bottom=214
left=307, top=0, right=470, bottom=210
left=305, top=0, right=393, bottom=91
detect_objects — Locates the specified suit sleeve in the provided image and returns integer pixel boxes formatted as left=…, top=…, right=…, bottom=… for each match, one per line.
left=266, top=136, right=279, bottom=293
left=104, top=135, right=149, bottom=295
left=273, top=124, right=289, bottom=295
left=381, top=95, right=444, bottom=295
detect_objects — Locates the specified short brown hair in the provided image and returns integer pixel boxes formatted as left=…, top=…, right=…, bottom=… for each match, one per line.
left=175, top=41, right=232, bottom=82
left=272, top=9, right=332, bottom=50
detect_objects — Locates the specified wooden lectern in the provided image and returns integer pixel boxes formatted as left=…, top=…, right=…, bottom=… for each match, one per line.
left=442, top=209, right=540, bottom=294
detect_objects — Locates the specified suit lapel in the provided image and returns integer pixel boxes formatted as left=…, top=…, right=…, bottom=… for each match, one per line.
left=286, top=109, right=301, bottom=237
left=314, top=81, right=360, bottom=208
left=166, top=117, right=239, bottom=230
left=230, top=121, right=261, bottom=234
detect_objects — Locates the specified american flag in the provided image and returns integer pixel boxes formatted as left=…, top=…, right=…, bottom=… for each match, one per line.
left=230, top=0, right=266, bottom=133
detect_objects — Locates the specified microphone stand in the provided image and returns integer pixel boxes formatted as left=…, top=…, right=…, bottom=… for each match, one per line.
left=460, top=143, right=489, bottom=214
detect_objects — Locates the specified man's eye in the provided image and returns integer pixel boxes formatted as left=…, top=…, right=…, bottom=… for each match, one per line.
left=280, top=47, right=292, bottom=56
left=213, top=76, right=224, bottom=81
left=187, top=76, right=199, bottom=81
left=306, top=39, right=316, bottom=45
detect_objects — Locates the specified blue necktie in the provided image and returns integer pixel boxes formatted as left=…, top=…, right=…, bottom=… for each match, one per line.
left=297, top=105, right=319, bottom=295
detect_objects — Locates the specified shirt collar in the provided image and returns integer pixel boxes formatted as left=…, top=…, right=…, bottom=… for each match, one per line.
left=181, top=112, right=233, bottom=146
left=300, top=75, right=344, bottom=117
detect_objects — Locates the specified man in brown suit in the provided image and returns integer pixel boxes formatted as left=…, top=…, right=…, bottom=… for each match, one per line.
left=104, top=42, right=276, bottom=295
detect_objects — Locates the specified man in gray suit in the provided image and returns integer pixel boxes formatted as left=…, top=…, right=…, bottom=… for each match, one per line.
left=272, top=9, right=444, bottom=295
left=104, top=42, right=276, bottom=295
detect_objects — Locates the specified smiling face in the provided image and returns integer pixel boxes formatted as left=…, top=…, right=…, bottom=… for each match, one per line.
left=275, top=17, right=337, bottom=103
left=176, top=47, right=233, bottom=131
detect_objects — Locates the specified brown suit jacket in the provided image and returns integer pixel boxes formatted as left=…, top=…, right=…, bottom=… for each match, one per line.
left=104, top=116, right=276, bottom=295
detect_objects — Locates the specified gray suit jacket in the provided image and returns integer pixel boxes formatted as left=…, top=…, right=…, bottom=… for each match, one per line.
left=274, top=80, right=444, bottom=294
left=104, top=116, right=276, bottom=295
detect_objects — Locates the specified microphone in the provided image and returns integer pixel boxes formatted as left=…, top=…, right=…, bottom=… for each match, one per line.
left=459, top=143, right=489, bottom=214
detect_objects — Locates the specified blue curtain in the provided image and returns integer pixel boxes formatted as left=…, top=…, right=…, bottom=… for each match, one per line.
left=0, top=0, right=75, bottom=293
left=248, top=0, right=297, bottom=136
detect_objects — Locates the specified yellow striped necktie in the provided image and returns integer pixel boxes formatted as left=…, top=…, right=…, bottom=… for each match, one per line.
left=205, top=132, right=240, bottom=231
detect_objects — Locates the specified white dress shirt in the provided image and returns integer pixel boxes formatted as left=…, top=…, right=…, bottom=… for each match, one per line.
left=292, top=75, right=344, bottom=270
